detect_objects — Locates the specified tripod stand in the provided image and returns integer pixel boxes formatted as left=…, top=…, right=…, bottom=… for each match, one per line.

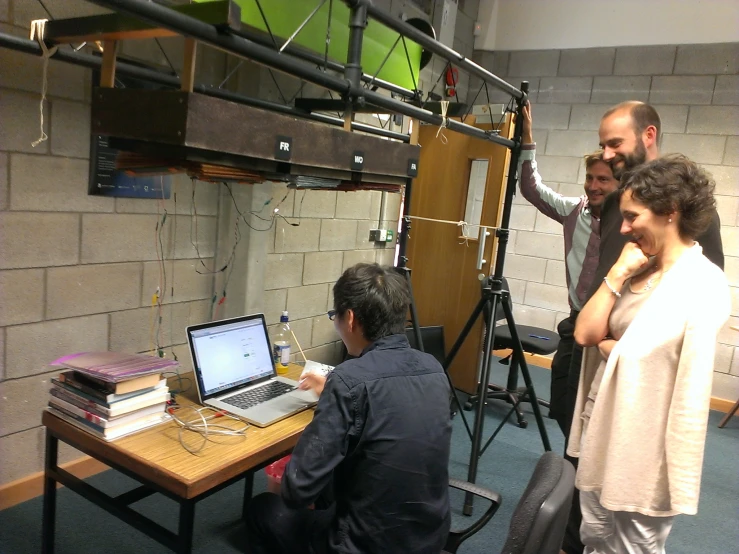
left=440, top=82, right=551, bottom=514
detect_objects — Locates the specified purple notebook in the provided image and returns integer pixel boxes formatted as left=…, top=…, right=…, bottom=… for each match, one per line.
left=51, top=352, right=179, bottom=383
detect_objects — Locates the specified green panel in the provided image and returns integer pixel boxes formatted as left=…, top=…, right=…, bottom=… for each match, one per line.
left=196, top=0, right=421, bottom=90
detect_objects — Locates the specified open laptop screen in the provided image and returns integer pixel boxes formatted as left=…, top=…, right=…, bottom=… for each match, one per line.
left=189, top=316, right=274, bottom=398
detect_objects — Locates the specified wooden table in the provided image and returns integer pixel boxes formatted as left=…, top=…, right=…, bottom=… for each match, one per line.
left=41, top=365, right=313, bottom=553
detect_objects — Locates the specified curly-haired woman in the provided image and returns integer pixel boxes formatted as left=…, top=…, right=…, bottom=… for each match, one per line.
left=570, top=155, right=730, bottom=554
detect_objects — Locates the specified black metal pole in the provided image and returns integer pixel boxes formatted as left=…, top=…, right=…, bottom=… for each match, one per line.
left=85, top=0, right=515, bottom=148
left=344, top=0, right=523, bottom=100
left=0, top=31, right=409, bottom=143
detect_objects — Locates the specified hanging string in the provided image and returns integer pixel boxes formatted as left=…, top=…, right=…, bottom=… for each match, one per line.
left=406, top=214, right=498, bottom=234
left=435, top=100, right=450, bottom=144
left=29, top=20, right=58, bottom=148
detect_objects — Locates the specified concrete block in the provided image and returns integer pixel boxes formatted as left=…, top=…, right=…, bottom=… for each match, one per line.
left=731, top=347, right=739, bottom=377
left=319, top=219, right=358, bottom=251
left=0, top=427, right=44, bottom=484
left=651, top=105, right=689, bottom=134
left=169, top=215, right=217, bottom=260
left=0, top=0, right=8, bottom=22
left=374, top=245, right=396, bottom=267
left=558, top=183, right=585, bottom=198
left=0, top=48, right=87, bottom=101
left=535, top=211, right=565, bottom=235
left=46, top=262, right=142, bottom=320
left=81, top=214, right=159, bottom=263
left=295, top=190, right=336, bottom=218
left=687, top=106, right=739, bottom=136
left=650, top=76, right=715, bottom=105
left=702, top=164, right=738, bottom=195
left=511, top=304, right=557, bottom=332
left=0, top=269, right=44, bottom=326
left=343, top=249, right=376, bottom=272
left=558, top=48, right=615, bottom=77
left=303, top=251, right=343, bottom=285
left=0, top=212, right=79, bottom=269
left=506, top=230, right=517, bottom=254
left=311, top=315, right=338, bottom=347
left=569, top=104, right=611, bottom=131
left=335, top=190, right=373, bottom=220
left=534, top=156, right=581, bottom=183
left=474, top=50, right=509, bottom=78
left=0, top=329, right=4, bottom=380
left=530, top=104, right=571, bottom=130
left=614, top=45, right=676, bottom=76
left=300, top=342, right=342, bottom=366
left=725, top=256, right=739, bottom=287
left=718, top=316, right=738, bottom=347
left=715, top=343, right=734, bottom=374
left=509, top=204, right=537, bottom=231
left=10, top=154, right=112, bottom=212
left=515, top=231, right=564, bottom=260
left=545, top=131, right=600, bottom=158
left=0, top=372, right=58, bottom=435
left=287, top=284, right=331, bottom=321
left=524, top=282, right=570, bottom=313
left=544, top=259, right=567, bottom=287
left=274, top=218, right=320, bottom=253
left=6, top=315, right=108, bottom=379
left=0, top=152, right=6, bottom=210
left=724, top=136, right=739, bottom=166
left=674, top=43, right=739, bottom=75
left=720, top=228, right=738, bottom=262
left=530, top=130, right=548, bottom=154
left=263, top=289, right=287, bottom=326
left=590, top=76, right=650, bottom=104
left=508, top=50, right=560, bottom=77
left=0, top=90, right=49, bottom=153
left=538, top=77, right=592, bottom=104
left=660, top=134, right=727, bottom=165
left=711, top=371, right=739, bottom=402
left=504, top=254, right=546, bottom=282
left=265, top=253, right=304, bottom=290
left=713, top=76, right=739, bottom=106
left=505, top=277, right=526, bottom=305
left=50, top=100, right=90, bottom=158
left=716, top=196, right=739, bottom=229
left=732, top=286, right=739, bottom=318
left=355, top=220, right=374, bottom=250
left=141, top=259, right=214, bottom=306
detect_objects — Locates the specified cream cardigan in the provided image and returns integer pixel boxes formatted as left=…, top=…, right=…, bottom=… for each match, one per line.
left=567, top=244, right=730, bottom=517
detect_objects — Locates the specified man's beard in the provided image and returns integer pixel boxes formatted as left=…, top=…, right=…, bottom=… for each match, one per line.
left=611, top=140, right=648, bottom=180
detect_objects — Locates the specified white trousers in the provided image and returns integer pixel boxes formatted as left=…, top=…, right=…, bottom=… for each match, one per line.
left=579, top=487, right=674, bottom=554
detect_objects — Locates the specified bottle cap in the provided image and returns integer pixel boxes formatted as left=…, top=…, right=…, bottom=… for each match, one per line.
left=280, top=311, right=289, bottom=323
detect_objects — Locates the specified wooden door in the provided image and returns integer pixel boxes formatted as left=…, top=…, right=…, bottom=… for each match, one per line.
left=406, top=115, right=513, bottom=393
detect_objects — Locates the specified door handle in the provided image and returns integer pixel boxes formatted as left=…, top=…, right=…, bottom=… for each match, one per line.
left=477, top=229, right=491, bottom=270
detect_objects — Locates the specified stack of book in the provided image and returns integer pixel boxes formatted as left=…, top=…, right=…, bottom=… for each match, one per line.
left=47, top=352, right=178, bottom=441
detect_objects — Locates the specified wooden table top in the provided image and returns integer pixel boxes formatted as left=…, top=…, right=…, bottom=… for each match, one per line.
left=42, top=364, right=313, bottom=499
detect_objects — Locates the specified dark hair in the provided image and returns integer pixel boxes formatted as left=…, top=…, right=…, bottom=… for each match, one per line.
left=603, top=101, right=662, bottom=145
left=333, top=263, right=410, bottom=342
left=618, top=154, right=716, bottom=239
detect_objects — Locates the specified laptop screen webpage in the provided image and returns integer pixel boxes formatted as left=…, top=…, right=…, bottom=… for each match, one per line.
left=190, top=317, right=274, bottom=398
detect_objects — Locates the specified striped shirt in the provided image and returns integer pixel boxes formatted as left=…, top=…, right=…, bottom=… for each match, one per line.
left=517, top=145, right=600, bottom=311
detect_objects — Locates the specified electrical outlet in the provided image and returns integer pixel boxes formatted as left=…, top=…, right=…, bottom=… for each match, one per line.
left=369, top=229, right=390, bottom=242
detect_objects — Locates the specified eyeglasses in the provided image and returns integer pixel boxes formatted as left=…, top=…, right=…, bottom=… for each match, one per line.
left=327, top=310, right=337, bottom=321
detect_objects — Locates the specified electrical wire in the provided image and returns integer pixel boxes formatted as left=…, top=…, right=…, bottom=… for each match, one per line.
left=167, top=405, right=249, bottom=455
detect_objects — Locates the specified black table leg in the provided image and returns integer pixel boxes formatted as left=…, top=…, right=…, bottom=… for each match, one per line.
left=42, top=431, right=59, bottom=554
left=242, top=471, right=255, bottom=520
left=177, top=500, right=195, bottom=554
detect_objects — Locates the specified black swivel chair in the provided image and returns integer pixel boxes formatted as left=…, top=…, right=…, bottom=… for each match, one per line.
left=405, top=325, right=446, bottom=366
left=443, top=451, right=576, bottom=554
left=465, top=277, right=560, bottom=428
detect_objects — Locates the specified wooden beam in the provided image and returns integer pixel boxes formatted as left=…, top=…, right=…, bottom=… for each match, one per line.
left=343, top=109, right=353, bottom=132
left=181, top=38, right=198, bottom=93
left=99, top=40, right=119, bottom=88
left=410, top=117, right=420, bottom=145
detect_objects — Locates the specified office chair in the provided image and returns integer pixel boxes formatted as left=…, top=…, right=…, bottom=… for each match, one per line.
left=465, top=277, right=560, bottom=428
left=405, top=325, right=446, bottom=366
left=442, top=451, right=575, bottom=554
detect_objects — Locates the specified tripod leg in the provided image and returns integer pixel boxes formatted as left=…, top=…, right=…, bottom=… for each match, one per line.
left=501, top=299, right=551, bottom=451
left=402, top=268, right=425, bottom=353
left=463, top=292, right=500, bottom=515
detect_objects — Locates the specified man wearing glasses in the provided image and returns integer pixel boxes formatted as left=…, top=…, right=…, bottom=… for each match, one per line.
left=245, top=263, right=453, bottom=554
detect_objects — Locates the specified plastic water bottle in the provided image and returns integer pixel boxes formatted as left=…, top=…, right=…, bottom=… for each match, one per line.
left=271, top=311, right=291, bottom=374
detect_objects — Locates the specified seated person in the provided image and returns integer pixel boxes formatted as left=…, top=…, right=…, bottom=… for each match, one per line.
left=245, top=263, right=453, bottom=554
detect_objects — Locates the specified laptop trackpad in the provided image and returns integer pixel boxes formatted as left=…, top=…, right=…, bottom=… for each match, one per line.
left=248, top=393, right=314, bottom=425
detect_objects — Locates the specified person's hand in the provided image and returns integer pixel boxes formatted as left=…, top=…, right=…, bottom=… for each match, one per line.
left=298, top=371, right=327, bottom=396
left=609, top=242, right=650, bottom=283
left=597, top=339, right=617, bottom=360
left=522, top=102, right=534, bottom=145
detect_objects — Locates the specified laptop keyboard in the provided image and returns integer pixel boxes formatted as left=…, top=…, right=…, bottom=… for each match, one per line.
left=221, top=381, right=296, bottom=410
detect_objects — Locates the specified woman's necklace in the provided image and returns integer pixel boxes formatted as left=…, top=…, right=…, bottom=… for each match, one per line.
left=643, top=265, right=663, bottom=291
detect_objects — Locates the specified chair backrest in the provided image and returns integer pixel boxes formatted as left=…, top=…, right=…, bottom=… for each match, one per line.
left=500, top=451, right=576, bottom=554
left=405, top=325, right=446, bottom=366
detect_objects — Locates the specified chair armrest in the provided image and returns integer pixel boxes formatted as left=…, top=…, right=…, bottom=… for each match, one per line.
left=444, top=479, right=502, bottom=554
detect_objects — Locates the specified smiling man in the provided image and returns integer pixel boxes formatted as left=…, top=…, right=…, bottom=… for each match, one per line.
left=518, top=103, right=619, bottom=439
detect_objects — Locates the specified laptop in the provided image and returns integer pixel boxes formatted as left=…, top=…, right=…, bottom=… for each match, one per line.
left=186, top=314, right=317, bottom=427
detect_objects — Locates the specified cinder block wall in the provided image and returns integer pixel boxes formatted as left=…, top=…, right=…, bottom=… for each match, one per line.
left=468, top=43, right=739, bottom=400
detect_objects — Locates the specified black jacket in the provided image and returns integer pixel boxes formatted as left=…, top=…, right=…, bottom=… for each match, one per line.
left=282, top=334, right=452, bottom=554
left=586, top=191, right=724, bottom=300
